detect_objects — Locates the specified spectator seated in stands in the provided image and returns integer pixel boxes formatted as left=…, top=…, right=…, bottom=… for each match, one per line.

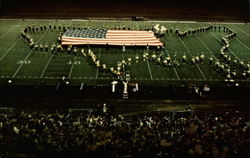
left=0, top=110, right=249, bottom=158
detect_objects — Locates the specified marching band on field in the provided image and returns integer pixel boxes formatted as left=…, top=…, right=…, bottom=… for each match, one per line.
left=20, top=23, right=250, bottom=81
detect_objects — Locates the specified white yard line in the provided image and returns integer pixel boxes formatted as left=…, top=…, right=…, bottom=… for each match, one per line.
left=235, top=38, right=250, bottom=50
left=12, top=34, right=45, bottom=78
left=210, top=32, right=243, bottom=62
left=172, top=65, right=180, bottom=80
left=0, top=24, right=22, bottom=40
left=179, top=38, right=207, bottom=80
left=12, top=51, right=33, bottom=78
left=0, top=38, right=21, bottom=61
left=165, top=49, right=180, bottom=80
left=197, top=23, right=250, bottom=55
left=40, top=54, right=54, bottom=78
left=0, top=28, right=12, bottom=40
left=233, top=25, right=250, bottom=36
left=68, top=56, right=76, bottom=78
left=146, top=60, right=153, bottom=80
left=195, top=35, right=218, bottom=59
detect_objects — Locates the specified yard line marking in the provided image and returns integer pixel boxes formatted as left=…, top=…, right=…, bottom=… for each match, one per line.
left=0, top=28, right=12, bottom=40
left=195, top=35, right=228, bottom=79
left=0, top=24, right=22, bottom=40
left=210, top=32, right=243, bottom=62
left=232, top=25, right=250, bottom=36
left=234, top=38, right=250, bottom=50
left=12, top=34, right=45, bottom=78
left=68, top=56, right=76, bottom=78
left=95, top=49, right=101, bottom=79
left=195, top=35, right=218, bottom=59
left=197, top=23, right=250, bottom=56
left=165, top=49, right=180, bottom=80
left=0, top=38, right=21, bottom=61
left=146, top=59, right=153, bottom=80
left=12, top=50, right=33, bottom=78
left=179, top=38, right=207, bottom=80
left=40, top=54, right=54, bottom=78
left=173, top=65, right=180, bottom=80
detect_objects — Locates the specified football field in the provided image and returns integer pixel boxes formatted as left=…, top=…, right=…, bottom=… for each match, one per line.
left=0, top=19, right=250, bottom=87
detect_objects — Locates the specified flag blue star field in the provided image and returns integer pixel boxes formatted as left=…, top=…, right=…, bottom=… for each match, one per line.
left=62, top=29, right=163, bottom=47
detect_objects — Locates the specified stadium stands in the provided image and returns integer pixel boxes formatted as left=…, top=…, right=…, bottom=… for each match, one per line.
left=0, top=109, right=249, bottom=158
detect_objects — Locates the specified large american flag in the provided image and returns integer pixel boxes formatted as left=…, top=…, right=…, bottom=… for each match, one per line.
left=61, top=29, right=163, bottom=47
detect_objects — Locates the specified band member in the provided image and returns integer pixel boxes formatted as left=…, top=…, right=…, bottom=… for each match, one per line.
left=182, top=54, right=187, bottom=63
left=45, top=43, right=48, bottom=52
left=39, top=43, right=43, bottom=51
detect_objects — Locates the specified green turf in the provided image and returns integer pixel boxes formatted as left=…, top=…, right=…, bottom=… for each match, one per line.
left=0, top=19, right=250, bottom=87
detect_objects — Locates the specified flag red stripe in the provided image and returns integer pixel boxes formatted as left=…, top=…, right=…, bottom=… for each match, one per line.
left=62, top=29, right=163, bottom=47
left=62, top=41, right=162, bottom=44
left=62, top=38, right=158, bottom=41
left=61, top=42, right=162, bottom=46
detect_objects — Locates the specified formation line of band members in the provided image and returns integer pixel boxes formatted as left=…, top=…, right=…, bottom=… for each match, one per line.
left=20, top=23, right=250, bottom=80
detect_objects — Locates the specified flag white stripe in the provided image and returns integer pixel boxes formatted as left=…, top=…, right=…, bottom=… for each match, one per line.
left=62, top=29, right=163, bottom=47
left=62, top=40, right=162, bottom=43
left=63, top=35, right=155, bottom=39
left=107, top=30, right=153, bottom=33
left=62, top=38, right=158, bottom=41
left=63, top=41, right=161, bottom=45
left=62, top=42, right=162, bottom=46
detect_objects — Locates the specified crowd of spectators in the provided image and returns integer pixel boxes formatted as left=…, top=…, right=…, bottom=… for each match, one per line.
left=0, top=109, right=249, bottom=158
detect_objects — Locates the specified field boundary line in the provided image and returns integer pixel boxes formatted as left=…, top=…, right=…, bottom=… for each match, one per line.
left=0, top=19, right=246, bottom=24
left=1, top=75, right=249, bottom=82
left=179, top=38, right=207, bottom=81
left=202, top=22, right=246, bottom=25
left=40, top=54, right=54, bottom=78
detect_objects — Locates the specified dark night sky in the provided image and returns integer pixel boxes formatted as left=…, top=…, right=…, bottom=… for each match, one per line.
left=0, top=0, right=249, bottom=21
